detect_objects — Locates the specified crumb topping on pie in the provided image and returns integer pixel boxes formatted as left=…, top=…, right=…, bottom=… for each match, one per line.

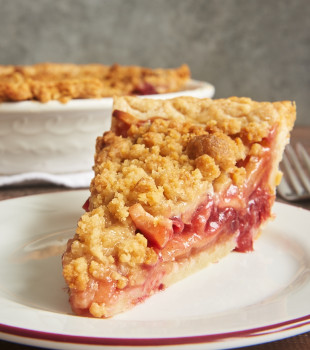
left=92, top=114, right=248, bottom=220
left=62, top=96, right=295, bottom=318
left=0, top=63, right=190, bottom=103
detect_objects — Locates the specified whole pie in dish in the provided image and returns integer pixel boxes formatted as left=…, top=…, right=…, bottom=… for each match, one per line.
left=0, top=63, right=190, bottom=103
left=62, top=96, right=295, bottom=318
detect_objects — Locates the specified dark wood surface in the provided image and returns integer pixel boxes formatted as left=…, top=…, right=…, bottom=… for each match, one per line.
left=0, top=126, right=309, bottom=350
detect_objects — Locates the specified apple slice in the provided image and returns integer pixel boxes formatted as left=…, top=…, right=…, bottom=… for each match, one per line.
left=129, top=203, right=173, bottom=248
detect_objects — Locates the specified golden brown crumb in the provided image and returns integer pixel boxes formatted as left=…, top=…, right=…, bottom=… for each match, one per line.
left=112, top=96, right=296, bottom=141
left=0, top=63, right=190, bottom=102
left=62, top=256, right=89, bottom=291
left=92, top=117, right=240, bottom=219
left=89, top=302, right=108, bottom=318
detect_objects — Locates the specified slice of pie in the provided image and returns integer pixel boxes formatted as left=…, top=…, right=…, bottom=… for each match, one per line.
left=0, top=63, right=190, bottom=103
left=62, top=96, right=295, bottom=318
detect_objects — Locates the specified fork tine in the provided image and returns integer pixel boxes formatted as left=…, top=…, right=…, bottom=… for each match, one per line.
left=296, top=142, right=310, bottom=175
left=277, top=175, right=293, bottom=199
left=286, top=144, right=310, bottom=194
left=282, top=147, right=305, bottom=196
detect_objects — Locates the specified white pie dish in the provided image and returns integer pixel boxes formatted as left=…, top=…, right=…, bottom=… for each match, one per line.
left=0, top=80, right=215, bottom=176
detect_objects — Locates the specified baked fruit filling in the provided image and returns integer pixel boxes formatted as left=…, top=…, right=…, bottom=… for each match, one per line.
left=62, top=96, right=295, bottom=318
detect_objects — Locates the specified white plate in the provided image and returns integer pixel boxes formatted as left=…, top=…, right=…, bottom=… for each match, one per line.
left=0, top=191, right=309, bottom=350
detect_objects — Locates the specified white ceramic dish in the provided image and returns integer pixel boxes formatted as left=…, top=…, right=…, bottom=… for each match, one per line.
left=0, top=191, right=309, bottom=350
left=0, top=80, right=215, bottom=175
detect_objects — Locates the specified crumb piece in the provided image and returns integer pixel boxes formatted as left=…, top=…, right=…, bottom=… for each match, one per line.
left=62, top=257, right=89, bottom=291
left=116, top=233, right=157, bottom=267
left=111, top=271, right=128, bottom=289
left=89, top=302, right=108, bottom=318
left=194, top=154, right=220, bottom=181
left=187, top=132, right=244, bottom=172
left=249, top=143, right=264, bottom=156
left=275, top=171, right=283, bottom=186
left=231, top=167, right=247, bottom=186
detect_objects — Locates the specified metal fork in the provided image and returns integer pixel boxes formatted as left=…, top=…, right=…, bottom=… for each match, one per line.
left=277, top=143, right=310, bottom=201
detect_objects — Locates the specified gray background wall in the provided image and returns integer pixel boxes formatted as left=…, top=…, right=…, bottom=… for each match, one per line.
left=0, top=0, right=309, bottom=125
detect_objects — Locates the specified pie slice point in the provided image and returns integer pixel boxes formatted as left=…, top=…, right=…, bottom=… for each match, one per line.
left=62, top=96, right=296, bottom=318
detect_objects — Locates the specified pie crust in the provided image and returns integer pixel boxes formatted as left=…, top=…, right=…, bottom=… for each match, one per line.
left=0, top=63, right=190, bottom=103
left=62, top=96, right=296, bottom=318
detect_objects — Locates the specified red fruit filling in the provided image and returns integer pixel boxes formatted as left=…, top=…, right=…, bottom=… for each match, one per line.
left=82, top=198, right=90, bottom=211
left=131, top=82, right=158, bottom=95
left=162, top=183, right=273, bottom=259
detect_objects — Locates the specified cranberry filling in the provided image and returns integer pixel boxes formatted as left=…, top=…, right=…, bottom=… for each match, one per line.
left=82, top=198, right=90, bottom=211
left=166, top=183, right=273, bottom=257
left=236, top=186, right=273, bottom=252
left=171, top=217, right=184, bottom=234
left=184, top=198, right=214, bottom=235
left=131, top=82, right=158, bottom=95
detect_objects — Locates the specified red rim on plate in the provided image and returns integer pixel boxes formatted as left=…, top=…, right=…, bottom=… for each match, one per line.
left=1, top=315, right=309, bottom=347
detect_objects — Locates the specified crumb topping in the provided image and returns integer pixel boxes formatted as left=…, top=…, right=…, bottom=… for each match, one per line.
left=112, top=96, right=296, bottom=141
left=62, top=96, right=296, bottom=297
left=92, top=117, right=247, bottom=219
left=0, top=63, right=190, bottom=103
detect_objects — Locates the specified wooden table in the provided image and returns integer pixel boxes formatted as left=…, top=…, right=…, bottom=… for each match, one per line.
left=0, top=126, right=309, bottom=350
